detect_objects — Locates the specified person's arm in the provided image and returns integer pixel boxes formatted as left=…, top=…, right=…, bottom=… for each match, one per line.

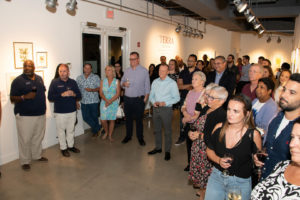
left=253, top=130, right=264, bottom=167
left=164, top=81, right=180, bottom=106
left=206, top=123, right=231, bottom=169
left=144, top=71, right=151, bottom=103
left=72, top=81, right=82, bottom=101
left=86, top=75, right=101, bottom=92
left=177, top=78, right=192, bottom=90
left=10, top=80, right=36, bottom=103
left=108, top=80, right=121, bottom=103
left=48, top=80, right=62, bottom=102
left=99, top=80, right=108, bottom=103
left=149, top=81, right=156, bottom=105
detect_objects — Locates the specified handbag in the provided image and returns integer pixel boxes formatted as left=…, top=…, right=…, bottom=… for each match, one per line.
left=116, top=105, right=124, bottom=118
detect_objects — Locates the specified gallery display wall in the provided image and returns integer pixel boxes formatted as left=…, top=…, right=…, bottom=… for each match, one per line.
left=0, top=0, right=295, bottom=165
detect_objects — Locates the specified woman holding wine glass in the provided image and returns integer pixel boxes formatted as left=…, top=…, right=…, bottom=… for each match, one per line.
left=205, top=94, right=262, bottom=200
left=251, top=119, right=300, bottom=199
left=188, top=85, right=227, bottom=200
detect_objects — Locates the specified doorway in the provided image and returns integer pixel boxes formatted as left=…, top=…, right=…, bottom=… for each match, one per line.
left=81, top=25, right=128, bottom=79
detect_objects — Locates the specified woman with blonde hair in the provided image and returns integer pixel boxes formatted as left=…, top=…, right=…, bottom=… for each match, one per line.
left=99, top=65, right=120, bottom=142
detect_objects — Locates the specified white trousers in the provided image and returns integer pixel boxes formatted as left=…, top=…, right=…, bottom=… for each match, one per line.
left=15, top=114, right=46, bottom=165
left=54, top=112, right=76, bottom=150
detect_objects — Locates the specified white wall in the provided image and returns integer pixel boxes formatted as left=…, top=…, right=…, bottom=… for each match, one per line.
left=0, top=0, right=294, bottom=165
left=240, top=33, right=293, bottom=70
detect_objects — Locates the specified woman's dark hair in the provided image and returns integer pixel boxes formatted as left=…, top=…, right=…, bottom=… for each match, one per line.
left=149, top=64, right=155, bottom=70
left=219, top=94, right=255, bottom=142
left=169, top=59, right=179, bottom=74
left=54, top=63, right=69, bottom=79
left=258, top=77, right=275, bottom=93
left=263, top=65, right=276, bottom=83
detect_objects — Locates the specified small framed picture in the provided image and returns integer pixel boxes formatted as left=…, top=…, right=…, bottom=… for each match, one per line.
left=36, top=51, right=48, bottom=68
left=35, top=70, right=44, bottom=81
left=13, top=42, right=34, bottom=69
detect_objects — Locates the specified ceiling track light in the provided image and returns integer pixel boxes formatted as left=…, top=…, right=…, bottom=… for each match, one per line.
left=46, top=0, right=57, bottom=8
left=277, top=36, right=281, bottom=43
left=66, top=0, right=77, bottom=11
left=258, top=28, right=265, bottom=35
left=233, top=0, right=248, bottom=13
left=267, top=36, right=271, bottom=43
left=244, top=9, right=255, bottom=23
left=175, top=24, right=181, bottom=33
left=253, top=22, right=261, bottom=30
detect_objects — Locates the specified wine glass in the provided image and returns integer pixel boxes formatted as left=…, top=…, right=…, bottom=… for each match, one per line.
left=222, top=153, right=234, bottom=176
left=256, top=147, right=267, bottom=178
left=126, top=78, right=130, bottom=87
left=227, top=187, right=242, bottom=200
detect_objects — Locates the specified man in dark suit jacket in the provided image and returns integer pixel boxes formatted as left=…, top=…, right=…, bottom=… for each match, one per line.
left=205, top=56, right=236, bottom=100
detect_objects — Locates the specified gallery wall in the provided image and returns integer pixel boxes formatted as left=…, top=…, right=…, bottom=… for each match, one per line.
left=0, top=0, right=294, bottom=165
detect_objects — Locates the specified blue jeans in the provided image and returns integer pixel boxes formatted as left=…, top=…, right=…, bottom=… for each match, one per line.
left=81, top=103, right=101, bottom=134
left=204, top=167, right=252, bottom=200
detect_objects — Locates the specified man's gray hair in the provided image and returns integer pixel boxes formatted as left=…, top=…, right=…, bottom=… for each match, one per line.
left=251, top=63, right=264, bottom=74
left=193, top=71, right=206, bottom=83
left=211, top=86, right=228, bottom=100
left=205, top=83, right=218, bottom=91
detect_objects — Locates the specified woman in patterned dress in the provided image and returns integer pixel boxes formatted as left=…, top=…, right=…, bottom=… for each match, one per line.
left=251, top=119, right=300, bottom=200
left=188, top=85, right=227, bottom=200
left=99, top=66, right=120, bottom=142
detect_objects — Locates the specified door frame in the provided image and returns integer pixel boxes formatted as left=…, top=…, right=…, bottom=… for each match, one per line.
left=81, top=23, right=130, bottom=79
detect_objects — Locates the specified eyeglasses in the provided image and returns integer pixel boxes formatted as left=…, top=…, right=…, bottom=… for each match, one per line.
left=187, top=60, right=196, bottom=63
left=207, top=95, right=222, bottom=101
left=129, top=58, right=138, bottom=61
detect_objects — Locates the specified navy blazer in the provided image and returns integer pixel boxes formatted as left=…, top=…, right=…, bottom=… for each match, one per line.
left=262, top=112, right=300, bottom=179
left=205, top=68, right=236, bottom=98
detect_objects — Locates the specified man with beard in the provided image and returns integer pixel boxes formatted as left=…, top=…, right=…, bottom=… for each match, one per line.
left=254, top=73, right=300, bottom=179
left=10, top=60, right=48, bottom=171
left=175, top=54, right=199, bottom=147
left=227, top=54, right=240, bottom=82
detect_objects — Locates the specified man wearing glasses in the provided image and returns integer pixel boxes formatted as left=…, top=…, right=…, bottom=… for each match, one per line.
left=205, top=55, right=236, bottom=102
left=175, top=54, right=199, bottom=148
left=121, top=52, right=150, bottom=146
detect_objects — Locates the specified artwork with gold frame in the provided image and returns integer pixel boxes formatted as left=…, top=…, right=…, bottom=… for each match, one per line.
left=36, top=52, right=48, bottom=68
left=35, top=70, right=44, bottom=81
left=13, top=42, right=34, bottom=69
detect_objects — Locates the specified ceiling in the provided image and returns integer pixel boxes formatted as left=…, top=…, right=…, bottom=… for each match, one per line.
left=150, top=0, right=300, bottom=35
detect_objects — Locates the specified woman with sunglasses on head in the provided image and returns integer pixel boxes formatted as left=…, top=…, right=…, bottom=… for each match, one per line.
left=205, top=94, right=262, bottom=200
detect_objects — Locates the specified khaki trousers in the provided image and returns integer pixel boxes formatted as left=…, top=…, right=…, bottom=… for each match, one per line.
left=54, top=112, right=76, bottom=150
left=15, top=114, right=46, bottom=165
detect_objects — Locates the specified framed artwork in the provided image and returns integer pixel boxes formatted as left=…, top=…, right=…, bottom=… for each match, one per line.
left=36, top=52, right=48, bottom=68
left=6, top=72, right=22, bottom=95
left=13, top=42, right=34, bottom=69
left=35, top=70, right=44, bottom=81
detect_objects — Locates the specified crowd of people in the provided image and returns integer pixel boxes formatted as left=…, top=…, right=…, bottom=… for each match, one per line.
left=3, top=51, right=300, bottom=200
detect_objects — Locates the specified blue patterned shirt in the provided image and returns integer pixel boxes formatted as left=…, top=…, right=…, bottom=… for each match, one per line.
left=76, top=73, right=100, bottom=104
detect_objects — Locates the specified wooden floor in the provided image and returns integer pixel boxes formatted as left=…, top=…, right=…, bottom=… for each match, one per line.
left=0, top=110, right=198, bottom=200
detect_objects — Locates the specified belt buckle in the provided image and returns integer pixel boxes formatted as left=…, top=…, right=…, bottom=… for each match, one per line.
left=222, top=170, right=230, bottom=176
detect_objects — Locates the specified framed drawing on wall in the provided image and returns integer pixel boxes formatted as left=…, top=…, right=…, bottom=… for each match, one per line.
left=36, top=52, right=48, bottom=68
left=13, top=42, right=34, bottom=69
left=35, top=70, right=44, bottom=81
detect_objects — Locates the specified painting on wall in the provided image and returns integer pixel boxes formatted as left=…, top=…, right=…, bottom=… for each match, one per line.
left=36, top=52, right=48, bottom=68
left=13, top=42, right=34, bottom=69
left=6, top=72, right=22, bottom=95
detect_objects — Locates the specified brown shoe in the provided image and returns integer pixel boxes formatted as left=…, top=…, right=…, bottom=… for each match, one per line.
left=61, top=149, right=70, bottom=157
left=22, top=164, right=31, bottom=171
left=37, top=157, right=48, bottom=162
left=68, top=147, right=80, bottom=153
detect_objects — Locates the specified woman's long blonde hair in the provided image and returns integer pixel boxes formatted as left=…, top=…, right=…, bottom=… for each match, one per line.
left=218, top=94, right=255, bottom=142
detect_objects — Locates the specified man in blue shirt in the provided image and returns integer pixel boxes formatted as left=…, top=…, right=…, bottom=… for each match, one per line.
left=120, top=52, right=150, bottom=146
left=10, top=60, right=48, bottom=171
left=148, top=64, right=180, bottom=160
left=48, top=64, right=82, bottom=157
left=76, top=63, right=101, bottom=137
left=254, top=73, right=300, bottom=179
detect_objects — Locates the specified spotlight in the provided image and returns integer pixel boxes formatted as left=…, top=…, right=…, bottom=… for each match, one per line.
left=277, top=37, right=281, bottom=43
left=233, top=0, right=248, bottom=13
left=244, top=9, right=255, bottom=23
left=175, top=24, right=181, bottom=33
left=46, top=0, right=57, bottom=8
left=258, top=28, right=264, bottom=35
left=66, top=0, right=77, bottom=11
left=253, top=22, right=261, bottom=30
left=267, top=36, right=271, bottom=43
